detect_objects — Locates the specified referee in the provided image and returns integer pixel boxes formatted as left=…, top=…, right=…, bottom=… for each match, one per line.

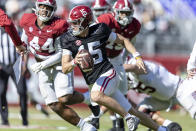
left=0, top=27, right=28, bottom=126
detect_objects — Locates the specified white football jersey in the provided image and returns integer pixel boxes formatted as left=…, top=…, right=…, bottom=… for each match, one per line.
left=187, top=40, right=196, bottom=70
left=127, top=58, right=180, bottom=100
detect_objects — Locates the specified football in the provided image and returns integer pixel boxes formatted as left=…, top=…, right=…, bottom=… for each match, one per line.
left=78, top=49, right=94, bottom=72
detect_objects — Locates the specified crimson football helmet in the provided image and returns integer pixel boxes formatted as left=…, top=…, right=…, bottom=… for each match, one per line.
left=35, top=0, right=57, bottom=22
left=68, top=5, right=93, bottom=36
left=113, top=0, right=134, bottom=26
left=91, top=0, right=110, bottom=19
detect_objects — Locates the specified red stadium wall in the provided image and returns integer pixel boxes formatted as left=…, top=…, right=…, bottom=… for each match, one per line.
left=143, top=55, right=189, bottom=74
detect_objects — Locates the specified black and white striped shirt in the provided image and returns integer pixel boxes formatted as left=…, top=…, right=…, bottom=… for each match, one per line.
left=0, top=27, right=19, bottom=65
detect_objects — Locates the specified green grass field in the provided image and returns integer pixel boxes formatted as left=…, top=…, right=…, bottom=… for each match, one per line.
left=0, top=106, right=195, bottom=131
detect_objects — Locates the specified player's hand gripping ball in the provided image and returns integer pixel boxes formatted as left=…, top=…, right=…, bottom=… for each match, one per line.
left=78, top=49, right=94, bottom=72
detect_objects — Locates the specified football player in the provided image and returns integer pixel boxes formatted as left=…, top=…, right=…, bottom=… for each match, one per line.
left=61, top=5, right=167, bottom=131
left=15, top=0, right=96, bottom=130
left=95, top=0, right=142, bottom=130
left=124, top=54, right=196, bottom=130
left=91, top=0, right=110, bottom=20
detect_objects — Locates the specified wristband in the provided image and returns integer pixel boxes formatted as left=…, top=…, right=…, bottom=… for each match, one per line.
left=135, top=56, right=142, bottom=60
left=133, top=52, right=140, bottom=58
left=71, top=59, right=77, bottom=67
left=133, top=52, right=141, bottom=59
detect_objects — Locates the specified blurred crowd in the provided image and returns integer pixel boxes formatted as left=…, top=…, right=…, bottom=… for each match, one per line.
left=1, top=0, right=196, bottom=56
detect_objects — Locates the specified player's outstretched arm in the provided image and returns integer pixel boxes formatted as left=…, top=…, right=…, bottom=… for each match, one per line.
left=0, top=8, right=24, bottom=47
left=30, top=37, right=62, bottom=73
left=123, top=63, right=146, bottom=75
left=114, top=33, right=147, bottom=73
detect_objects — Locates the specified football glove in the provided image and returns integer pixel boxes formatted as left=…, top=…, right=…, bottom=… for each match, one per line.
left=30, top=62, right=43, bottom=73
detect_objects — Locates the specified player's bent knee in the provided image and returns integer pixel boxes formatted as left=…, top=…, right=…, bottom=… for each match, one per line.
left=138, top=106, right=147, bottom=112
left=90, top=91, right=103, bottom=103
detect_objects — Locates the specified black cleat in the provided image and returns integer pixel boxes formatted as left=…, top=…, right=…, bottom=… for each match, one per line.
left=126, top=115, right=140, bottom=131
left=167, top=122, right=182, bottom=131
left=89, top=117, right=100, bottom=129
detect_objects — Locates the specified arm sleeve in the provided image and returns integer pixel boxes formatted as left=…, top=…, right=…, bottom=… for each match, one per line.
left=0, top=9, right=12, bottom=26
left=0, top=9, right=23, bottom=46
left=4, top=23, right=23, bottom=46
left=96, top=14, right=110, bottom=25
left=187, top=41, right=196, bottom=70
left=41, top=37, right=62, bottom=69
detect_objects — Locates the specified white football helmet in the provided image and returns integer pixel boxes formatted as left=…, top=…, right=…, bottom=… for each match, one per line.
left=91, top=0, right=110, bottom=19
left=113, top=0, right=134, bottom=26
left=35, top=0, right=57, bottom=22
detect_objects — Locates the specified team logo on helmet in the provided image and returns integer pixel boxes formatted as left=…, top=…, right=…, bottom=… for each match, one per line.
left=68, top=5, right=93, bottom=36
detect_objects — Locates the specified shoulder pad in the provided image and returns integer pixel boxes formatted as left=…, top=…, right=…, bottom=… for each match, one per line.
left=20, top=13, right=36, bottom=27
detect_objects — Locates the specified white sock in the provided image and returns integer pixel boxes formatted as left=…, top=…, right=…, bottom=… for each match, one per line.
left=163, top=119, right=172, bottom=126
left=110, top=115, right=117, bottom=120
left=77, top=119, right=85, bottom=128
left=99, top=109, right=104, bottom=117
left=157, top=126, right=167, bottom=131
left=116, top=113, right=121, bottom=118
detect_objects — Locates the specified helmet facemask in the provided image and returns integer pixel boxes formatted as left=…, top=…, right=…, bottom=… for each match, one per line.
left=68, top=5, right=93, bottom=36
left=35, top=3, right=56, bottom=22
left=68, top=18, right=87, bottom=36
left=114, top=9, right=133, bottom=26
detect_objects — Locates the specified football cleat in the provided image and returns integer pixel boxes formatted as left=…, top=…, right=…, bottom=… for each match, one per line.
left=80, top=122, right=97, bottom=131
left=89, top=117, right=100, bottom=129
left=84, top=114, right=100, bottom=129
left=125, top=115, right=140, bottom=131
left=84, top=114, right=95, bottom=122
left=167, top=122, right=182, bottom=131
